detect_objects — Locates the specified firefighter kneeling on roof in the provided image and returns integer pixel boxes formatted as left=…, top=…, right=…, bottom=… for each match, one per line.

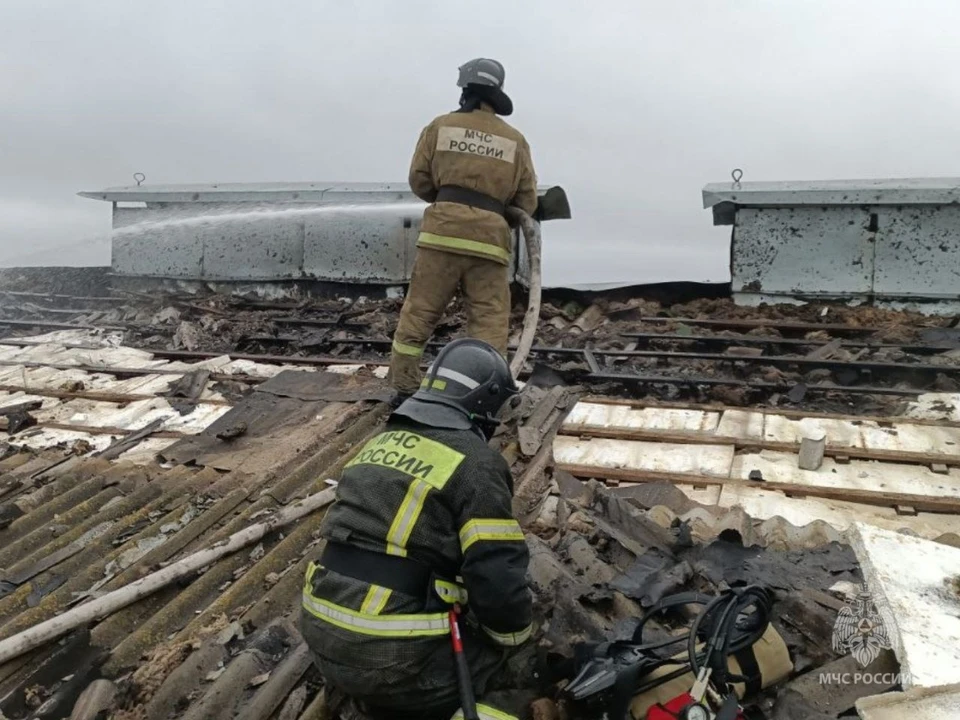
left=301, top=338, right=536, bottom=720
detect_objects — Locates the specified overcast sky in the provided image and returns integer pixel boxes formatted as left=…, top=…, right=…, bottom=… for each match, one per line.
left=3, top=1, right=960, bottom=286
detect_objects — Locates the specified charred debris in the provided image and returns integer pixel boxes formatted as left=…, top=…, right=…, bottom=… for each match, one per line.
left=0, top=267, right=957, bottom=719
left=1, top=267, right=959, bottom=414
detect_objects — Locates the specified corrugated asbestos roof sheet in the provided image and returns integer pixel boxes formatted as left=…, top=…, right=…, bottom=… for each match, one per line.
left=0, top=331, right=394, bottom=719
left=0, top=329, right=388, bottom=461
left=554, top=397, right=960, bottom=541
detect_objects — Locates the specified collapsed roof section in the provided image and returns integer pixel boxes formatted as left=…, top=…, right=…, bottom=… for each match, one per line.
left=0, top=327, right=956, bottom=718
left=0, top=278, right=958, bottom=716
left=702, top=176, right=960, bottom=314
left=78, top=182, right=570, bottom=288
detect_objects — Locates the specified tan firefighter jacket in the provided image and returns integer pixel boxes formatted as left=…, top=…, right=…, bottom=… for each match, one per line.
left=408, top=105, right=538, bottom=266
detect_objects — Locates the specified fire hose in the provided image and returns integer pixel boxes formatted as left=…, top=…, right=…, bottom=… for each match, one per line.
left=440, top=210, right=539, bottom=720
left=444, top=208, right=539, bottom=719
left=506, top=207, right=542, bottom=380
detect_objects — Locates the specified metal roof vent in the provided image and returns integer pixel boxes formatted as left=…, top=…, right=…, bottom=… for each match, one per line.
left=80, top=180, right=570, bottom=288
left=702, top=174, right=960, bottom=314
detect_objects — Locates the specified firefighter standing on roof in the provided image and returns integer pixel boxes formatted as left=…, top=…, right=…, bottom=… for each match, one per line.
left=301, top=338, right=535, bottom=720
left=388, top=58, right=539, bottom=400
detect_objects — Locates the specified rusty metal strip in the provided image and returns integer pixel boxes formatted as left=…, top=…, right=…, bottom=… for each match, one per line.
left=285, top=337, right=584, bottom=358
left=556, top=463, right=960, bottom=514
left=585, top=371, right=925, bottom=397
left=0, top=307, right=100, bottom=317
left=0, top=291, right=125, bottom=303
left=621, top=331, right=941, bottom=353
left=637, top=316, right=889, bottom=334
left=591, top=349, right=960, bottom=375
left=0, top=420, right=184, bottom=439
left=0, top=319, right=125, bottom=331
left=0, top=384, right=230, bottom=406
left=0, top=358, right=266, bottom=388
left=0, top=337, right=378, bottom=376
left=0, top=383, right=159, bottom=403
left=140, top=348, right=374, bottom=367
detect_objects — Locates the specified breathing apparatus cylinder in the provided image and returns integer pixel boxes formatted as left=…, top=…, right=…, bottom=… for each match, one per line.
left=630, top=623, right=793, bottom=718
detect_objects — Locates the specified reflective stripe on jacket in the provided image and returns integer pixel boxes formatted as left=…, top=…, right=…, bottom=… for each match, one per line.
left=409, top=106, right=538, bottom=266
left=302, top=419, right=533, bottom=647
left=450, top=703, right=520, bottom=720
left=302, top=562, right=450, bottom=637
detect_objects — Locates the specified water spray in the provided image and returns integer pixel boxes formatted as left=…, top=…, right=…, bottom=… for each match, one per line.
left=112, top=202, right=426, bottom=240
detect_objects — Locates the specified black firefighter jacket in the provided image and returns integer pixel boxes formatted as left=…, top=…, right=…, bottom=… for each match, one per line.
left=300, top=418, right=533, bottom=708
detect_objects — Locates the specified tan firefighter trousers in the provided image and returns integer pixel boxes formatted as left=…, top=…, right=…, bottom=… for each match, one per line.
left=389, top=247, right=510, bottom=394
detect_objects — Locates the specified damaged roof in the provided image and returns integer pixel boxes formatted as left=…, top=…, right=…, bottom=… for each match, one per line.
left=0, top=270, right=958, bottom=719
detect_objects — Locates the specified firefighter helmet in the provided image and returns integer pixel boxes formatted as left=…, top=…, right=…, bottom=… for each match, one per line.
left=457, top=58, right=506, bottom=90
left=456, top=58, right=513, bottom=116
left=393, top=338, right=519, bottom=436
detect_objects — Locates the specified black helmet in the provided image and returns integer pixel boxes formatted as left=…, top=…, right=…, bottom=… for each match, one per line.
left=393, top=338, right=519, bottom=437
